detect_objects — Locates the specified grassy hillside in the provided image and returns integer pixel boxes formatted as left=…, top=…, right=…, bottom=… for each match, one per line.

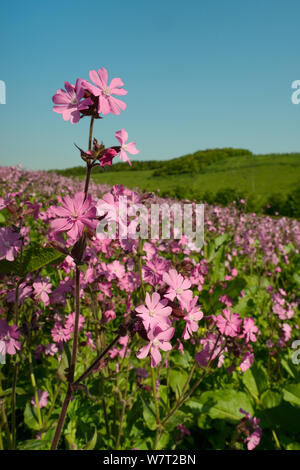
left=52, top=149, right=300, bottom=217
left=90, top=152, right=300, bottom=196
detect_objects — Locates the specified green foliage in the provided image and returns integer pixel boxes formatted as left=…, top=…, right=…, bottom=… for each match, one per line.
left=198, top=389, right=254, bottom=422
left=0, top=242, right=65, bottom=276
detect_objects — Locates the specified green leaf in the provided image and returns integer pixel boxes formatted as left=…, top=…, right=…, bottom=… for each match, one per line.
left=18, top=439, right=48, bottom=450
left=283, top=383, right=300, bottom=407
left=24, top=402, right=40, bottom=431
left=242, top=363, right=269, bottom=400
left=261, top=390, right=282, bottom=409
left=281, top=357, right=300, bottom=381
left=169, top=369, right=189, bottom=398
left=262, top=403, right=300, bottom=433
left=0, top=386, right=25, bottom=398
left=56, top=347, right=69, bottom=383
left=142, top=399, right=157, bottom=431
left=0, top=243, right=65, bottom=276
left=83, top=427, right=97, bottom=450
left=211, top=245, right=225, bottom=283
left=286, top=442, right=300, bottom=450
left=214, top=233, right=229, bottom=250
left=21, top=243, right=66, bottom=274
left=165, top=410, right=191, bottom=432
left=126, top=400, right=143, bottom=435
left=242, top=369, right=259, bottom=401
left=170, top=350, right=192, bottom=369
left=156, top=432, right=170, bottom=450
left=199, top=389, right=254, bottom=422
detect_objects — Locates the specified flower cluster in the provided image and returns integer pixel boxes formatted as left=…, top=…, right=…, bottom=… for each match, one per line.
left=52, top=68, right=139, bottom=167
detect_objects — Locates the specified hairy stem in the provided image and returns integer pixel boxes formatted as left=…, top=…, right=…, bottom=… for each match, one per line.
left=50, top=385, right=72, bottom=450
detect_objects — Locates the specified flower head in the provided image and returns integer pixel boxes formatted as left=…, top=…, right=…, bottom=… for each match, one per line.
left=137, top=326, right=174, bottom=367
left=52, top=80, right=92, bottom=124
left=115, top=129, right=139, bottom=166
left=0, top=227, right=22, bottom=261
left=215, top=309, right=242, bottom=337
left=50, top=192, right=97, bottom=242
left=0, top=320, right=21, bottom=355
left=135, top=292, right=172, bottom=332
left=86, top=68, right=127, bottom=115
left=31, top=390, right=49, bottom=409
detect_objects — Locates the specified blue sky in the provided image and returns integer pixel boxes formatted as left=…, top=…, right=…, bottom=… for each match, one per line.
left=1, top=0, right=300, bottom=170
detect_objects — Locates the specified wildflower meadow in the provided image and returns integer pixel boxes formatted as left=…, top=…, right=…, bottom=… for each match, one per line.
left=0, top=67, right=300, bottom=452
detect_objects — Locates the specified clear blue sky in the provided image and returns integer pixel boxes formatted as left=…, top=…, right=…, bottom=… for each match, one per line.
left=1, top=0, right=300, bottom=170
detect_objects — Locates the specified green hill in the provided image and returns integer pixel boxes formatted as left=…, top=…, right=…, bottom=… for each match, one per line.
left=51, top=149, right=300, bottom=218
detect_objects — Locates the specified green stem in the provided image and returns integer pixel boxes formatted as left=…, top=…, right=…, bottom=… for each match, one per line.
left=151, top=366, right=161, bottom=450
left=11, top=359, right=19, bottom=449
left=44, top=382, right=62, bottom=428
left=70, top=266, right=81, bottom=382
left=0, top=425, right=3, bottom=450
left=28, top=350, right=43, bottom=430
left=115, top=367, right=130, bottom=450
left=272, top=429, right=281, bottom=450
left=137, top=239, right=145, bottom=301
left=0, top=394, right=12, bottom=449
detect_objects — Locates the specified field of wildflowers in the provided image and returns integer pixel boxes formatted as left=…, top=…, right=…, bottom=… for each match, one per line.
left=0, top=67, right=299, bottom=451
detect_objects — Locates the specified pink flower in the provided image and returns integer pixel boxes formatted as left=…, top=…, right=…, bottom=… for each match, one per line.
left=243, top=317, right=259, bottom=343
left=107, top=260, right=126, bottom=280
left=219, top=295, right=233, bottom=308
left=181, top=294, right=203, bottom=340
left=177, top=338, right=185, bottom=355
left=33, top=280, right=52, bottom=306
left=240, top=352, right=254, bottom=372
left=281, top=323, right=292, bottom=342
left=143, top=257, right=168, bottom=286
left=85, top=332, right=96, bottom=350
left=163, top=269, right=192, bottom=304
left=137, top=326, right=174, bottom=367
left=65, top=312, right=85, bottom=332
left=31, top=390, right=49, bottom=409
left=195, top=333, right=223, bottom=367
left=50, top=192, right=97, bottom=242
left=51, top=322, right=71, bottom=343
left=135, top=292, right=172, bottom=332
left=87, top=68, right=127, bottom=115
left=239, top=408, right=262, bottom=450
left=0, top=227, right=22, bottom=261
left=52, top=80, right=92, bottom=124
left=5, top=282, right=32, bottom=305
left=45, top=343, right=58, bottom=356
left=103, top=309, right=116, bottom=323
left=246, top=430, right=262, bottom=450
left=215, top=309, right=242, bottom=337
left=0, top=320, right=21, bottom=355
left=115, top=129, right=139, bottom=166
